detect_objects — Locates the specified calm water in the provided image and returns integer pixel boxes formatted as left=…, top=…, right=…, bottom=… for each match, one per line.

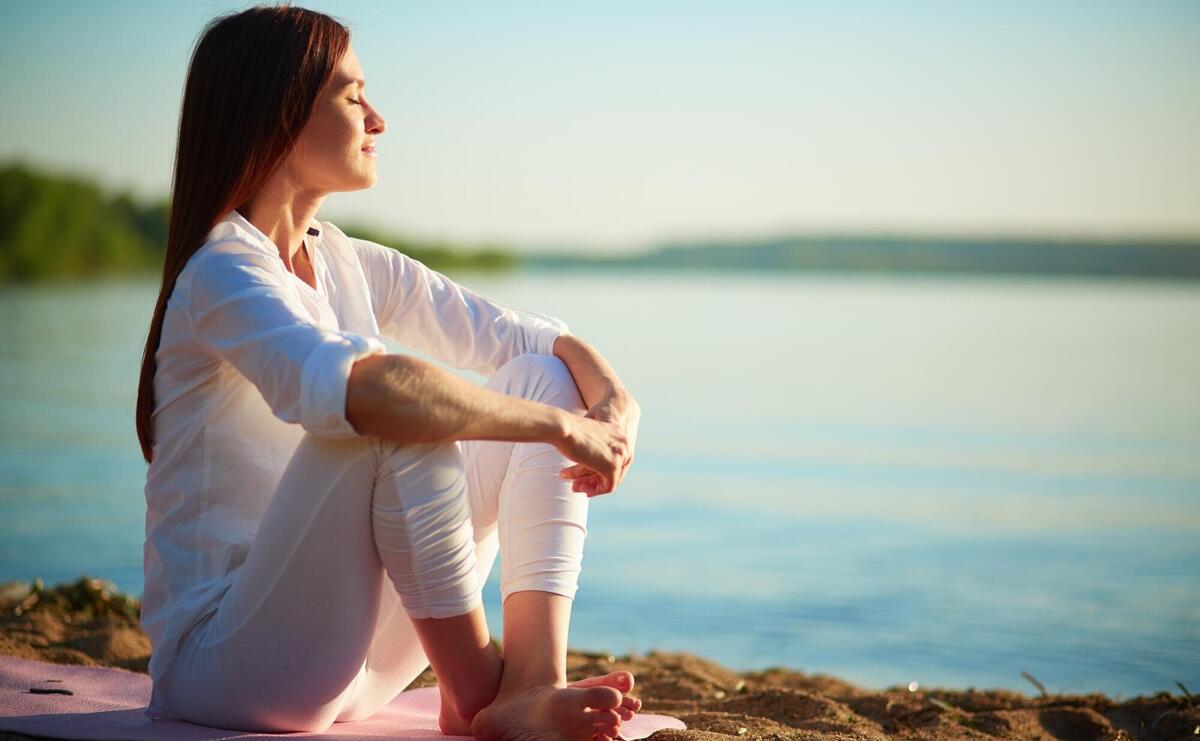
left=1, top=272, right=1197, bottom=697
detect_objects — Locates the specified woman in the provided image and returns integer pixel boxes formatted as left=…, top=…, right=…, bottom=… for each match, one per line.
left=134, top=7, right=641, bottom=740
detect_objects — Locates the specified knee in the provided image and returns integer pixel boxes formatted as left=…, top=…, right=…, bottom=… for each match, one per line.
left=496, top=352, right=572, bottom=385
left=372, top=439, right=464, bottom=491
left=488, top=353, right=582, bottom=411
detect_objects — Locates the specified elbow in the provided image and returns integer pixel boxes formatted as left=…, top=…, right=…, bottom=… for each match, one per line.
left=350, top=347, right=465, bottom=441
left=345, top=353, right=389, bottom=438
left=345, top=353, right=447, bottom=445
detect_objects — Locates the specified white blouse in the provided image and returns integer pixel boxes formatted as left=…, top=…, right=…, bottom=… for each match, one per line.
left=141, top=210, right=568, bottom=718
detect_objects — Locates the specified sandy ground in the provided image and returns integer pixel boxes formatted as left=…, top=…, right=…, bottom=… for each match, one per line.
left=1, top=578, right=1196, bottom=740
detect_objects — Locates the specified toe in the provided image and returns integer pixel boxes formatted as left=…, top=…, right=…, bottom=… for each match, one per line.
left=580, top=686, right=623, bottom=710
left=588, top=708, right=622, bottom=734
left=570, top=671, right=634, bottom=693
left=612, top=670, right=634, bottom=692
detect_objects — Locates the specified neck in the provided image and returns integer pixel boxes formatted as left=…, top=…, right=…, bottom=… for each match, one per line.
left=240, top=172, right=325, bottom=267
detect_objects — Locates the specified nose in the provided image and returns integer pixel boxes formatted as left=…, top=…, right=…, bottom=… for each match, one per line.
left=366, top=102, right=386, bottom=136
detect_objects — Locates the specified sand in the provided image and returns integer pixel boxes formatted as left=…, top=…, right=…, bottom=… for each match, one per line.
left=1, top=578, right=1196, bottom=741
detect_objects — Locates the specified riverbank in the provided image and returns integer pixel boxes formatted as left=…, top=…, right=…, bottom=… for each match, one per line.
left=1, top=578, right=1195, bottom=740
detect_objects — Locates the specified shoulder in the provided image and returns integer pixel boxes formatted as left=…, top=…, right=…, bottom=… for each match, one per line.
left=318, top=220, right=398, bottom=265
left=187, top=218, right=280, bottom=273
left=178, top=227, right=286, bottom=305
left=317, top=220, right=419, bottom=286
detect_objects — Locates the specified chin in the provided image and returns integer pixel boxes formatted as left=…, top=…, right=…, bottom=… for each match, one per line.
left=337, top=172, right=376, bottom=192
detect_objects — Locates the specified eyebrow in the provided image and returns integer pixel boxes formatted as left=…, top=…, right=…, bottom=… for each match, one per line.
left=341, top=77, right=365, bottom=88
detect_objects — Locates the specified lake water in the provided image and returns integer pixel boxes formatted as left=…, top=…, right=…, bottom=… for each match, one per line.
left=1, top=271, right=1197, bottom=698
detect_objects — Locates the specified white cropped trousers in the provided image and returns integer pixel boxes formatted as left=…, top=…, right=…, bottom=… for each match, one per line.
left=159, top=354, right=589, bottom=731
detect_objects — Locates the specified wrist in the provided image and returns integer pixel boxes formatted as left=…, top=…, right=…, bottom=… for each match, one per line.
left=543, top=407, right=573, bottom=445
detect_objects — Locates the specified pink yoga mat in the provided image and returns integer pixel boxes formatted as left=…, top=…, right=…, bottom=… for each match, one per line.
left=0, top=656, right=685, bottom=740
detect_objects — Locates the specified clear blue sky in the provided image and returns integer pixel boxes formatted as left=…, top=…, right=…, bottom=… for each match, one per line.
left=1, top=0, right=1198, bottom=253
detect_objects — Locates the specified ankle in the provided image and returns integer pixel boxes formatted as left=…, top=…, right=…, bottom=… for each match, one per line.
left=498, top=667, right=567, bottom=694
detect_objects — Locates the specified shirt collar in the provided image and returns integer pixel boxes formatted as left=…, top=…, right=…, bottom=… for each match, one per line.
left=215, top=209, right=323, bottom=254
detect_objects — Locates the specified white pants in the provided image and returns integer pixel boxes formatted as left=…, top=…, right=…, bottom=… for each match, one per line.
left=159, top=354, right=589, bottom=732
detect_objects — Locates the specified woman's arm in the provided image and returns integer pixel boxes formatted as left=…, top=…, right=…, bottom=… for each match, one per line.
left=346, top=353, right=566, bottom=444
left=347, top=236, right=565, bottom=375
left=345, top=352, right=630, bottom=485
left=552, top=333, right=641, bottom=496
left=551, top=333, right=631, bottom=409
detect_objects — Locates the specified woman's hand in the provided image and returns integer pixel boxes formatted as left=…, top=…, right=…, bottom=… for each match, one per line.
left=556, top=394, right=640, bottom=497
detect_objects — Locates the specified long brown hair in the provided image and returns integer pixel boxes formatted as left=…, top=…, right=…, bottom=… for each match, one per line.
left=135, top=5, right=349, bottom=463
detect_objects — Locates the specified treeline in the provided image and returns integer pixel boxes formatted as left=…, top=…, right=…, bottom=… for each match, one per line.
left=531, top=233, right=1200, bottom=279
left=0, top=162, right=514, bottom=282
left=8, top=161, right=1198, bottom=282
left=0, top=163, right=168, bottom=280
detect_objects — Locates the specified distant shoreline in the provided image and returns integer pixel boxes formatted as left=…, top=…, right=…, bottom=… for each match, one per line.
left=5, top=161, right=1200, bottom=283
left=526, top=235, right=1200, bottom=280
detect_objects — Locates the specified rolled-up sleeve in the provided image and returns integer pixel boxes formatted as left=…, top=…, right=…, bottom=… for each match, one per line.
left=348, top=236, right=569, bottom=374
left=186, top=242, right=386, bottom=437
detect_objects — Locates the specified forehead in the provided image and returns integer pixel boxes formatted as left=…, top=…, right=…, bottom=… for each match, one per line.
left=332, top=46, right=364, bottom=86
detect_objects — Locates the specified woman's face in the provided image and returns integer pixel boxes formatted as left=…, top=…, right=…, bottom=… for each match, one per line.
left=286, top=45, right=386, bottom=194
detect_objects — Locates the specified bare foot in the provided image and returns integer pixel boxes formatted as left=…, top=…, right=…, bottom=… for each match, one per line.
left=438, top=685, right=475, bottom=736
left=471, top=671, right=636, bottom=741
left=568, top=671, right=642, bottom=723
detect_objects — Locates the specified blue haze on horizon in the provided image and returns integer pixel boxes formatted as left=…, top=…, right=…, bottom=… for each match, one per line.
left=1, top=0, right=1198, bottom=254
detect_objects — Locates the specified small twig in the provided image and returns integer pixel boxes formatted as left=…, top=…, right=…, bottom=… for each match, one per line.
left=929, top=697, right=965, bottom=716
left=1149, top=708, right=1175, bottom=730
left=1176, top=681, right=1194, bottom=706
left=1020, top=671, right=1048, bottom=697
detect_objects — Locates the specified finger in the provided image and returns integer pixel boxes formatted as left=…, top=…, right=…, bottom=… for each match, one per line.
left=611, top=456, right=633, bottom=491
left=573, top=474, right=601, bottom=493
left=559, top=463, right=590, bottom=479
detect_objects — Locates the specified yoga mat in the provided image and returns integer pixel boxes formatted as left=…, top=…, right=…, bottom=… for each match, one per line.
left=0, top=656, right=685, bottom=740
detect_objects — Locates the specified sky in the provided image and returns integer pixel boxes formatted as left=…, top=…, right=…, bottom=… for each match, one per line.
left=1, top=0, right=1198, bottom=254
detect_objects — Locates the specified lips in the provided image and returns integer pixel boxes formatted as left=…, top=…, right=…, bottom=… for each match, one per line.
left=361, top=143, right=377, bottom=158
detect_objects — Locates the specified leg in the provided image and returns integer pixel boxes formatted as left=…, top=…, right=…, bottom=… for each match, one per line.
left=159, top=354, right=631, bottom=734
left=463, top=355, right=635, bottom=740
left=340, top=353, right=606, bottom=723
left=344, top=353, right=637, bottom=738
left=158, top=432, right=484, bottom=732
